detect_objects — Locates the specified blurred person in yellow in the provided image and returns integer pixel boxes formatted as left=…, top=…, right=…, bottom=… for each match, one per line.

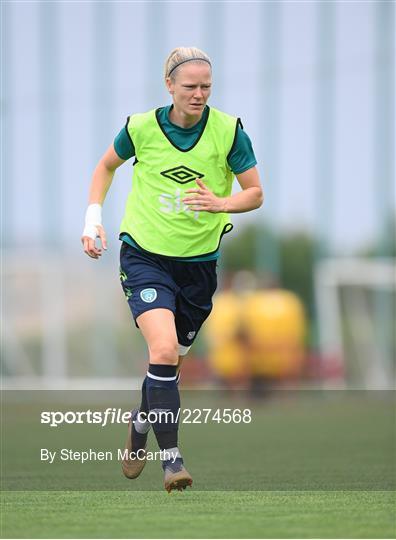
left=242, top=289, right=306, bottom=392
left=205, top=271, right=255, bottom=386
left=81, top=47, right=263, bottom=491
left=204, top=286, right=247, bottom=385
left=206, top=278, right=306, bottom=391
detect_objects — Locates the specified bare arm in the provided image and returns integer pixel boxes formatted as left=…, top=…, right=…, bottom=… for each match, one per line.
left=183, top=166, right=264, bottom=213
left=88, top=145, right=126, bottom=204
left=224, top=166, right=263, bottom=213
left=82, top=145, right=126, bottom=259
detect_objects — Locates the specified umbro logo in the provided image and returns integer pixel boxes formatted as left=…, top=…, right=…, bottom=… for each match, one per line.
left=160, top=165, right=204, bottom=185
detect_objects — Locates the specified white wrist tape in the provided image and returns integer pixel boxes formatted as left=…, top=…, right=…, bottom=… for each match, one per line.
left=82, top=203, right=102, bottom=240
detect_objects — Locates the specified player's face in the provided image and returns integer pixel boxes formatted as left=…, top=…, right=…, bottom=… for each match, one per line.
left=166, top=63, right=212, bottom=119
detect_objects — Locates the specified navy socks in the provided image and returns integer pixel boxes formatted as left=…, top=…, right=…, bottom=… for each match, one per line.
left=140, top=376, right=149, bottom=415
left=131, top=377, right=150, bottom=452
left=146, top=364, right=180, bottom=451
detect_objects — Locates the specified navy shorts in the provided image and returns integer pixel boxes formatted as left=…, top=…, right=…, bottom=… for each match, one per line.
left=119, top=242, right=217, bottom=348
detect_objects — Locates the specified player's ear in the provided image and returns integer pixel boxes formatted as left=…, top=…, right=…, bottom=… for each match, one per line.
left=165, top=77, right=174, bottom=94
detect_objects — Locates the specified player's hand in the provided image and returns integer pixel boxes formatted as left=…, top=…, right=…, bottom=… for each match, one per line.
left=183, top=179, right=227, bottom=213
left=81, top=225, right=107, bottom=259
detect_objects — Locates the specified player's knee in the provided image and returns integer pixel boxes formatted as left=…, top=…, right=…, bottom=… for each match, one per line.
left=149, top=342, right=179, bottom=365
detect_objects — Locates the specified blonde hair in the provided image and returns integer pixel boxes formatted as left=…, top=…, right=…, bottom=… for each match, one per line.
left=164, top=47, right=212, bottom=81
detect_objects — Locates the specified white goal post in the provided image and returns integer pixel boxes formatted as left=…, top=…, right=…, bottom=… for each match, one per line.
left=314, top=257, right=396, bottom=390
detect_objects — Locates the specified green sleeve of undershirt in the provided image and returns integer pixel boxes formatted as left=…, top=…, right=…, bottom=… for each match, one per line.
left=227, top=125, right=257, bottom=175
left=114, top=121, right=135, bottom=160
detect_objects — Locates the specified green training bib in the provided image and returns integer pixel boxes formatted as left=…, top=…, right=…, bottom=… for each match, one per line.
left=119, top=107, right=239, bottom=257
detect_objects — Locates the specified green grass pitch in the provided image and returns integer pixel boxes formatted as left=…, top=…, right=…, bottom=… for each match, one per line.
left=1, top=391, right=395, bottom=538
left=2, top=490, right=395, bottom=538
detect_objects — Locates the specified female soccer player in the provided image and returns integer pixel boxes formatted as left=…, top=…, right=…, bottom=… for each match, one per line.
left=81, top=47, right=263, bottom=492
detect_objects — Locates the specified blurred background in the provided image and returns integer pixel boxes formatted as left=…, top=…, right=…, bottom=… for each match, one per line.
left=2, top=1, right=395, bottom=391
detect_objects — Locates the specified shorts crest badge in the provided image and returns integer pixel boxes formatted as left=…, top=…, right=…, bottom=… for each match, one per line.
left=140, top=288, right=157, bottom=303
